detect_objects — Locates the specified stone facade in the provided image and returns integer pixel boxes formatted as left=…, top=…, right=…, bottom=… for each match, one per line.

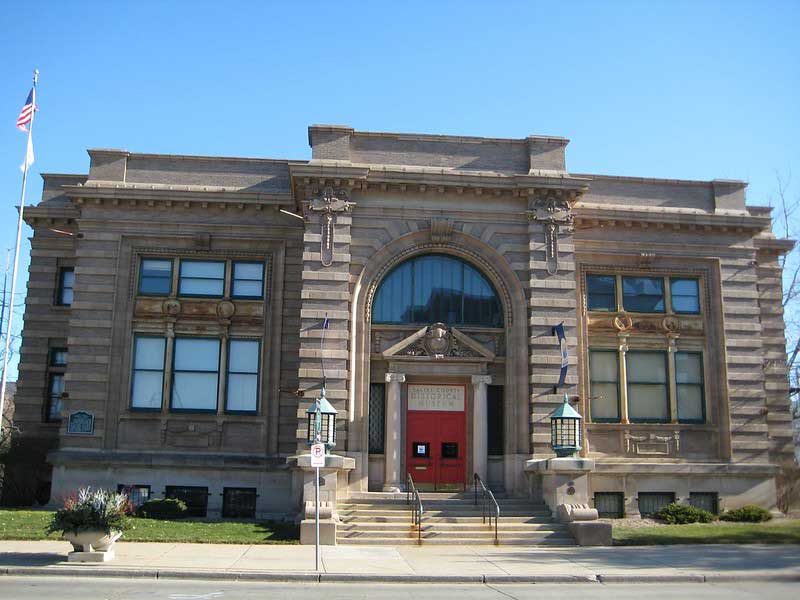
left=5, top=125, right=795, bottom=520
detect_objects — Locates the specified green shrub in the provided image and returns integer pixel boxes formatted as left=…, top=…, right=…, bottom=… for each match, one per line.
left=137, top=498, right=188, bottom=520
left=654, top=502, right=715, bottom=524
left=720, top=505, right=772, bottom=523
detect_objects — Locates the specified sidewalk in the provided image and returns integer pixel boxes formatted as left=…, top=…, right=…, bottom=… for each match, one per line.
left=0, top=540, right=798, bottom=583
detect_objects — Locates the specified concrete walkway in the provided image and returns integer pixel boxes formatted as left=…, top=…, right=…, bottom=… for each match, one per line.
left=0, top=541, right=798, bottom=583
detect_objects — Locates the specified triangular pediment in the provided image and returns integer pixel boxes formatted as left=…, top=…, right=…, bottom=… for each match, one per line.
left=382, top=323, right=495, bottom=360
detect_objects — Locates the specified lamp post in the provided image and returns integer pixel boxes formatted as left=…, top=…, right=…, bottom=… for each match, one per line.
left=549, top=394, right=582, bottom=458
left=305, top=388, right=337, bottom=572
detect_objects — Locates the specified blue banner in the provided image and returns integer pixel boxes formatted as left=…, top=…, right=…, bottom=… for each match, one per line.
left=553, top=322, right=568, bottom=389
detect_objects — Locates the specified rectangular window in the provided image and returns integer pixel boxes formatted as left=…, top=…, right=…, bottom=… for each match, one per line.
left=178, top=260, right=225, bottom=297
left=165, top=486, right=209, bottom=518
left=222, top=487, right=257, bottom=519
left=622, top=276, right=665, bottom=313
left=46, top=374, right=64, bottom=422
left=589, top=350, right=620, bottom=422
left=670, top=278, right=700, bottom=314
left=131, top=336, right=166, bottom=410
left=56, top=267, right=74, bottom=306
left=225, top=339, right=259, bottom=413
left=117, top=484, right=151, bottom=507
left=626, top=351, right=669, bottom=422
left=586, top=274, right=616, bottom=311
left=232, top=261, right=265, bottom=299
left=594, top=492, right=625, bottom=518
left=675, top=352, right=705, bottom=423
left=487, top=385, right=504, bottom=455
left=637, top=492, right=675, bottom=517
left=171, top=338, right=220, bottom=411
left=50, top=347, right=68, bottom=367
left=138, top=258, right=173, bottom=296
left=689, top=492, right=719, bottom=514
left=368, top=383, right=385, bottom=454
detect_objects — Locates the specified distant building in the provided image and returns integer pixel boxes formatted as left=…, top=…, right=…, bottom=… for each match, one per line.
left=7, top=125, right=796, bottom=524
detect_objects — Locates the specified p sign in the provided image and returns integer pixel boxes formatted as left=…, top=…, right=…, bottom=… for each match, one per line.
left=310, top=443, right=325, bottom=468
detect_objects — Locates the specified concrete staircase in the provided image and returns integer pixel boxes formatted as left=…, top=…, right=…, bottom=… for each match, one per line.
left=336, top=491, right=576, bottom=545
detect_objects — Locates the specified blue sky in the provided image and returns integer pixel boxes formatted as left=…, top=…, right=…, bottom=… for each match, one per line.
left=0, top=0, right=798, bottom=378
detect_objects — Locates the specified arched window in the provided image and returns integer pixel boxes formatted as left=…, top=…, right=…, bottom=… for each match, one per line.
left=372, top=254, right=503, bottom=327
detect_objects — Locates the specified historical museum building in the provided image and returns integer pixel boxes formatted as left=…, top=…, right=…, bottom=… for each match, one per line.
left=5, top=125, right=795, bottom=523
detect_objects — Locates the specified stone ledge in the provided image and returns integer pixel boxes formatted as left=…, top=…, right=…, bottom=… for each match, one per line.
left=591, top=461, right=779, bottom=476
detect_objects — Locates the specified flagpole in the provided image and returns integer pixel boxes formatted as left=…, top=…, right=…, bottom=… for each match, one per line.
left=0, top=69, right=38, bottom=428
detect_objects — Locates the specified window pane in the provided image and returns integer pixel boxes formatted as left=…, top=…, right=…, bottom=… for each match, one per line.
left=373, top=261, right=413, bottom=323
left=181, top=261, right=225, bottom=278
left=414, top=255, right=462, bottom=324
left=591, top=383, right=620, bottom=420
left=626, top=352, right=667, bottom=383
left=50, top=349, right=68, bottom=366
left=671, top=278, right=700, bottom=313
left=228, top=340, right=259, bottom=373
left=139, top=259, right=172, bottom=295
left=172, top=373, right=218, bottom=410
left=622, top=277, right=665, bottom=312
left=590, top=351, right=618, bottom=381
left=463, top=264, right=503, bottom=327
left=226, top=373, right=257, bottom=412
left=132, top=371, right=163, bottom=408
left=368, top=383, right=386, bottom=454
left=174, top=339, right=220, bottom=371
left=677, top=385, right=704, bottom=422
left=180, top=278, right=224, bottom=296
left=487, top=385, right=504, bottom=455
left=234, top=262, right=263, bottom=280
left=587, top=275, right=616, bottom=311
left=628, top=384, right=669, bottom=421
left=135, top=338, right=166, bottom=371
left=232, top=280, right=262, bottom=298
left=675, top=352, right=703, bottom=384
left=61, top=269, right=75, bottom=288
left=48, top=374, right=64, bottom=421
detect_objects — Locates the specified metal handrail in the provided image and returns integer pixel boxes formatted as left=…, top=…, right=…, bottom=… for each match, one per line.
left=473, top=473, right=500, bottom=544
left=406, top=473, right=424, bottom=544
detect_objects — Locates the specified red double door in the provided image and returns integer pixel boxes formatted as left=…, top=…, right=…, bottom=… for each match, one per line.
left=406, top=384, right=467, bottom=491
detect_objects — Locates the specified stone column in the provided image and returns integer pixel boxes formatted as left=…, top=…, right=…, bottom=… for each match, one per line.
left=383, top=372, right=405, bottom=492
left=471, top=375, right=491, bottom=482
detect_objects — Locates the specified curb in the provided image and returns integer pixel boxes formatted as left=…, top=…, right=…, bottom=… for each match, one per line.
left=1, top=567, right=798, bottom=584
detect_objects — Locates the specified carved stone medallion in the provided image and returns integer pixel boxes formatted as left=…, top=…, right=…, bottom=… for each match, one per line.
left=162, top=299, right=181, bottom=316
left=216, top=300, right=236, bottom=319
left=423, top=322, right=452, bottom=356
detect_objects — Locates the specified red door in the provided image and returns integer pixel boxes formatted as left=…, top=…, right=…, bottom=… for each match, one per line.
left=406, top=384, right=467, bottom=491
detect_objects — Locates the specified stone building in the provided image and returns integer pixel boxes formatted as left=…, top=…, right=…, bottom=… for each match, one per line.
left=6, top=125, right=795, bottom=524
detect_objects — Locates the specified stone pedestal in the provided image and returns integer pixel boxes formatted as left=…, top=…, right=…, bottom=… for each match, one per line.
left=68, top=549, right=115, bottom=562
left=525, top=456, right=595, bottom=517
left=288, top=453, right=355, bottom=545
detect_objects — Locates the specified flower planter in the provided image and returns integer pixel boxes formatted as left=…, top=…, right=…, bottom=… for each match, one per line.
left=63, top=530, right=122, bottom=562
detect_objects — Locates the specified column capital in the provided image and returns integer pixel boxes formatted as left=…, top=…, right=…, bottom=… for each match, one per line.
left=471, top=375, right=492, bottom=386
left=385, top=372, right=406, bottom=383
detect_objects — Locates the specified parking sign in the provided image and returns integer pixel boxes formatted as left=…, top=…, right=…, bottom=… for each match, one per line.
left=310, top=443, right=325, bottom=467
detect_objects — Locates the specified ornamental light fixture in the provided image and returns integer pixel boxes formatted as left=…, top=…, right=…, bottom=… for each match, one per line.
left=306, top=388, right=337, bottom=451
left=549, top=394, right=582, bottom=457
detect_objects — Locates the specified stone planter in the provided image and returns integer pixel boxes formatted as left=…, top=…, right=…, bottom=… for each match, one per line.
left=63, top=530, right=122, bottom=562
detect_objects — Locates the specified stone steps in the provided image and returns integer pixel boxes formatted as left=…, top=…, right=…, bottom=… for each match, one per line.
left=335, top=492, right=574, bottom=546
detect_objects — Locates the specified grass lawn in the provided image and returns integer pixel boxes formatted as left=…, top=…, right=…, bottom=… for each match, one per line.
left=613, top=519, right=800, bottom=545
left=0, top=509, right=299, bottom=544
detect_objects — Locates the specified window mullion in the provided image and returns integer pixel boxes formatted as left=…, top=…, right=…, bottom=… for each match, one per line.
left=218, top=335, right=229, bottom=414
left=618, top=336, right=629, bottom=424
left=667, top=339, right=678, bottom=423
left=162, top=334, right=175, bottom=414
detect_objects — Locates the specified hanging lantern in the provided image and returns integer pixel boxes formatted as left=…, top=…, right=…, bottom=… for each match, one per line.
left=549, top=394, right=582, bottom=457
left=305, top=388, right=337, bottom=450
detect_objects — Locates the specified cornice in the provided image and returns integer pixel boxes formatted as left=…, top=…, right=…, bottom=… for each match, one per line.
left=574, top=204, right=771, bottom=232
left=753, top=237, right=795, bottom=254
left=61, top=183, right=294, bottom=207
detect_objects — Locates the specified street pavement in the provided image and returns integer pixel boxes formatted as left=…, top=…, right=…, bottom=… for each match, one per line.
left=0, top=540, right=798, bottom=583
left=0, top=577, right=799, bottom=599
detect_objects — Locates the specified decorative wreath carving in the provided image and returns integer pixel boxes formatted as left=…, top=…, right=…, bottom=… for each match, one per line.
left=613, top=315, right=633, bottom=331
left=162, top=299, right=181, bottom=316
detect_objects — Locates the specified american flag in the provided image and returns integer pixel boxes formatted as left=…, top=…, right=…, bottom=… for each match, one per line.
left=16, top=88, right=36, bottom=132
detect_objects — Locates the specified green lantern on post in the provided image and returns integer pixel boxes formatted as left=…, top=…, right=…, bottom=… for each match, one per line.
left=306, top=388, right=337, bottom=451
left=549, top=394, right=582, bottom=457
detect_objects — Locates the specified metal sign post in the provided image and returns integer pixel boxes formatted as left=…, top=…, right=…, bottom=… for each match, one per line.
left=310, top=440, right=325, bottom=572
